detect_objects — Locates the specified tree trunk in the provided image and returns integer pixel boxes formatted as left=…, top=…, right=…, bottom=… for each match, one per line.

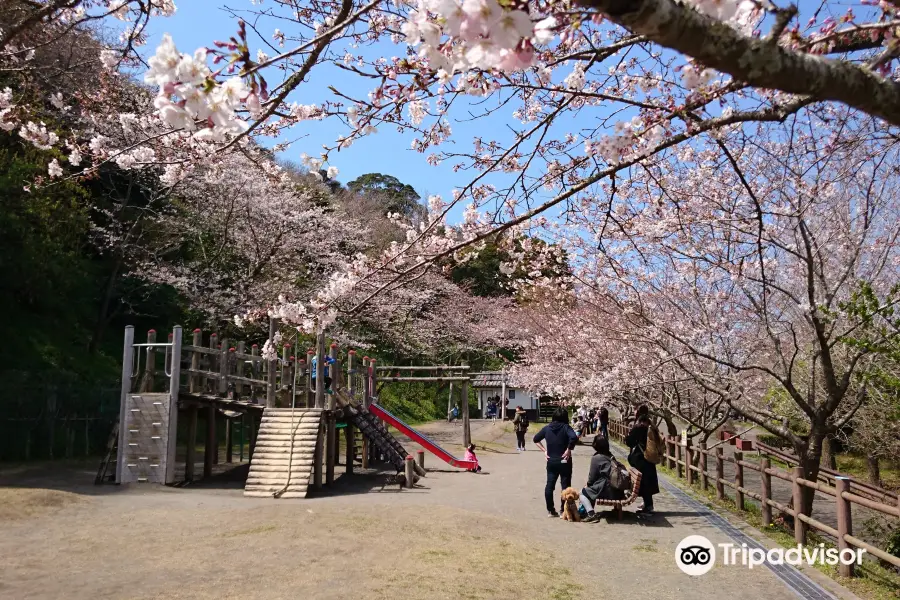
left=662, top=414, right=678, bottom=437
left=798, top=436, right=824, bottom=517
left=820, top=435, right=838, bottom=470
left=866, top=456, right=882, bottom=488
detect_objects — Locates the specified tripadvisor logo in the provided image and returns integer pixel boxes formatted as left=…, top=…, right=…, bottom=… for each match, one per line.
left=675, top=535, right=866, bottom=576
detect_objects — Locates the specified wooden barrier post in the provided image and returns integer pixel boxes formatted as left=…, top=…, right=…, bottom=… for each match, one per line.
left=667, top=437, right=675, bottom=470
left=835, top=477, right=854, bottom=577
left=185, top=405, right=198, bottom=481
left=675, top=439, right=683, bottom=479
left=280, top=343, right=290, bottom=390
left=417, top=449, right=425, bottom=470
left=347, top=350, right=356, bottom=401
left=313, top=421, right=323, bottom=489
left=250, top=344, right=259, bottom=403
left=404, top=455, right=415, bottom=488
left=236, top=341, right=246, bottom=399
left=225, top=416, right=233, bottom=463
left=314, top=332, right=326, bottom=409
left=266, top=318, right=278, bottom=407
left=345, top=422, right=355, bottom=475
left=715, top=446, right=724, bottom=500
left=686, top=437, right=694, bottom=486
left=296, top=359, right=306, bottom=408
left=699, top=441, right=708, bottom=491
left=760, top=456, right=772, bottom=526
left=204, top=405, right=216, bottom=475
left=792, top=466, right=807, bottom=544
left=189, top=329, right=201, bottom=393
left=324, top=343, right=338, bottom=485
left=218, top=337, right=229, bottom=396
left=461, top=370, right=471, bottom=447
left=734, top=450, right=744, bottom=510
left=307, top=349, right=315, bottom=407
left=207, top=333, right=217, bottom=393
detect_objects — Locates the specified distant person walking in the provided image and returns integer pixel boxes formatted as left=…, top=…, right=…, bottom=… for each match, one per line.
left=599, top=407, right=609, bottom=439
left=625, top=413, right=660, bottom=513
left=533, top=407, right=578, bottom=518
left=512, top=406, right=529, bottom=451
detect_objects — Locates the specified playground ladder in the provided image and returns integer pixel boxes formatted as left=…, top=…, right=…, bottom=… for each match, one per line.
left=94, top=421, right=119, bottom=485
left=342, top=405, right=407, bottom=471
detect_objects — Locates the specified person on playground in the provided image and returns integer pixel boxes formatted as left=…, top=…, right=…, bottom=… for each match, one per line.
left=310, top=354, right=336, bottom=392
left=464, top=443, right=482, bottom=473
left=625, top=413, right=660, bottom=513
left=599, top=407, right=609, bottom=439
left=580, top=436, right=623, bottom=523
left=512, top=405, right=529, bottom=451
left=533, top=407, right=578, bottom=517
left=449, top=404, right=459, bottom=423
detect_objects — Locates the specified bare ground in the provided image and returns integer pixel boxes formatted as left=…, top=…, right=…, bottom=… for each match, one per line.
left=0, top=420, right=854, bottom=600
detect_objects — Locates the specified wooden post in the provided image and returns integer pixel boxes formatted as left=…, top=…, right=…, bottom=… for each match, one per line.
left=369, top=358, right=377, bottom=408
left=715, top=446, right=724, bottom=500
left=280, top=343, right=290, bottom=391
left=416, top=449, right=425, bottom=470
left=236, top=342, right=246, bottom=399
left=140, top=329, right=157, bottom=392
left=404, top=455, right=415, bottom=488
left=207, top=333, right=217, bottom=393
left=296, top=359, right=306, bottom=408
left=500, top=366, right=507, bottom=421
left=165, top=326, right=182, bottom=485
left=225, top=417, right=233, bottom=463
left=792, top=466, right=807, bottom=544
left=734, top=450, right=744, bottom=510
left=345, top=423, right=355, bottom=475
left=307, top=349, right=316, bottom=407
left=361, top=435, right=369, bottom=469
left=185, top=405, right=198, bottom=481
left=347, top=350, right=356, bottom=401
left=835, top=477, right=854, bottom=577
left=685, top=437, right=694, bottom=486
left=447, top=381, right=454, bottom=420
left=189, top=329, right=201, bottom=393
left=266, top=318, right=278, bottom=408
left=313, top=422, right=323, bottom=489
left=250, top=344, right=259, bottom=403
left=760, top=456, right=772, bottom=526
left=675, top=439, right=683, bottom=479
left=218, top=337, right=229, bottom=395
left=699, top=441, right=708, bottom=491
left=461, top=375, right=471, bottom=447
left=326, top=413, right=336, bottom=485
left=204, top=405, right=215, bottom=477
left=314, top=332, right=326, bottom=409
left=667, top=437, right=675, bottom=470
left=247, top=413, right=257, bottom=459
left=115, top=326, right=134, bottom=481
left=328, top=343, right=338, bottom=410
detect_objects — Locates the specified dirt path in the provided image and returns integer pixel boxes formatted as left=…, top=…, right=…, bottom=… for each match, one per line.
left=0, top=420, right=853, bottom=600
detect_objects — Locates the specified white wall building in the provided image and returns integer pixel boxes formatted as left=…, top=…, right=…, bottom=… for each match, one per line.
left=471, top=371, right=539, bottom=419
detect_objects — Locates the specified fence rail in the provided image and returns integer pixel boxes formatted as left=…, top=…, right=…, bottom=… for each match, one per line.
left=608, top=419, right=900, bottom=577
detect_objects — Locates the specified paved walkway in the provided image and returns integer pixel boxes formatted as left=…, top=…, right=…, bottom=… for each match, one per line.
left=0, top=419, right=858, bottom=599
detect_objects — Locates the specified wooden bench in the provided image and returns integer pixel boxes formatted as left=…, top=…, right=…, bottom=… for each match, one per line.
left=593, top=467, right=643, bottom=519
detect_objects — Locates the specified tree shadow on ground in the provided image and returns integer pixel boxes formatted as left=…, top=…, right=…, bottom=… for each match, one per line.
left=596, top=510, right=675, bottom=528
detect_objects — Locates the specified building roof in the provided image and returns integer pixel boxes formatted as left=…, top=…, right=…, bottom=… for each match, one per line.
left=470, top=371, right=522, bottom=388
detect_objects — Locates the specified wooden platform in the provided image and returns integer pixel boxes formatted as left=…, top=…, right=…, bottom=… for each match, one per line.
left=243, top=408, right=323, bottom=499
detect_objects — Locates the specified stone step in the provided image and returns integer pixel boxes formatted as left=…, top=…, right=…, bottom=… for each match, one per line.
left=244, top=490, right=308, bottom=499
left=246, top=476, right=312, bottom=486
left=249, top=463, right=316, bottom=472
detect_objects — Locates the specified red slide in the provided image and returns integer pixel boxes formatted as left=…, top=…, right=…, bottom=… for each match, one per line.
left=368, top=403, right=477, bottom=470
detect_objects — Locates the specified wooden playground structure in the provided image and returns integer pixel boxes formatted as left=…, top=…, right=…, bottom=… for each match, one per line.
left=105, top=321, right=475, bottom=497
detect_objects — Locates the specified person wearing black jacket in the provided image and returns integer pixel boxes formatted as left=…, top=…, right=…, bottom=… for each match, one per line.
left=625, top=413, right=660, bottom=513
left=533, top=407, right=578, bottom=517
left=580, top=436, right=623, bottom=522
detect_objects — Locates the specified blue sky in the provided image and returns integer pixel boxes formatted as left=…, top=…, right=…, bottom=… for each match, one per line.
left=141, top=1, right=528, bottom=225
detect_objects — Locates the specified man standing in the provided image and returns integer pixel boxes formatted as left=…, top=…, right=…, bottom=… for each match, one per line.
left=533, top=407, right=578, bottom=517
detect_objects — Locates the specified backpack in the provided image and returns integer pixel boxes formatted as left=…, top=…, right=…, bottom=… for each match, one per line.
left=516, top=414, right=529, bottom=432
left=609, top=457, right=632, bottom=492
left=644, top=426, right=662, bottom=464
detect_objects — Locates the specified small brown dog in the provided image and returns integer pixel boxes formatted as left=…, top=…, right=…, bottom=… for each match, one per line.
left=560, top=487, right=581, bottom=522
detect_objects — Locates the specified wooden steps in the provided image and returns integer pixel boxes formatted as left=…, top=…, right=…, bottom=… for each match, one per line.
left=243, top=408, right=322, bottom=499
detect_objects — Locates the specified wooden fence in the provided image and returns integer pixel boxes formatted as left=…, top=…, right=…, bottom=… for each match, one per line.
left=608, top=419, right=900, bottom=577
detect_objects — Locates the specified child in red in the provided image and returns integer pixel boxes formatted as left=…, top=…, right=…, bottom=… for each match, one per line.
left=464, top=443, right=482, bottom=473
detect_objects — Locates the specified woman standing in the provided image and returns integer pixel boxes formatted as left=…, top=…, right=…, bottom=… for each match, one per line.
left=512, top=406, right=529, bottom=451
left=625, top=413, right=660, bottom=513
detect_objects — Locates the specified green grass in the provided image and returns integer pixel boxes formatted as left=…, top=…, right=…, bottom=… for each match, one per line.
left=834, top=454, right=900, bottom=492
